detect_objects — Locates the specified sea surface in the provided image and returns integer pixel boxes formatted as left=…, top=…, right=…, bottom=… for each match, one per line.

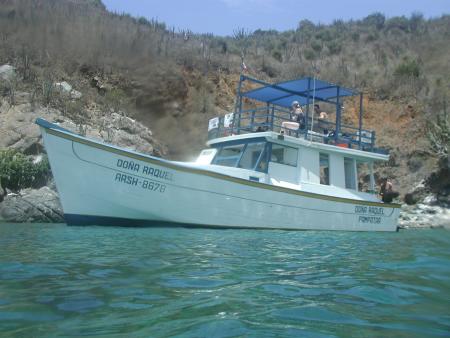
left=0, top=223, right=449, bottom=338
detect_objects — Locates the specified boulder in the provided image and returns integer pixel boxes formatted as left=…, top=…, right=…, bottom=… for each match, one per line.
left=0, top=186, right=64, bottom=223
left=0, top=64, right=15, bottom=82
left=70, top=89, right=82, bottom=100
left=404, top=180, right=428, bottom=205
left=0, top=102, right=48, bottom=154
left=54, top=81, right=72, bottom=93
left=427, top=156, right=450, bottom=194
left=404, top=192, right=419, bottom=205
left=54, top=81, right=83, bottom=100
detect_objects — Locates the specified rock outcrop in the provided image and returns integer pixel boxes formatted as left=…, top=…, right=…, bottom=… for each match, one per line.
left=399, top=195, right=450, bottom=229
left=0, top=96, right=166, bottom=156
left=54, top=81, right=82, bottom=100
left=0, top=187, right=64, bottom=223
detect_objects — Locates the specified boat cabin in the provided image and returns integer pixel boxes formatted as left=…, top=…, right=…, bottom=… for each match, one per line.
left=198, top=76, right=388, bottom=201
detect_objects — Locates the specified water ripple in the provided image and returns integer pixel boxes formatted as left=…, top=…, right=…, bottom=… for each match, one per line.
left=0, top=223, right=449, bottom=337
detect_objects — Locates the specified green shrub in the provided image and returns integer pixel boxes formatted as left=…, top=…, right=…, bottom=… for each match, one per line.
left=365, top=32, right=379, bottom=42
left=303, top=49, right=316, bottom=61
left=0, top=149, right=51, bottom=192
left=105, top=88, right=127, bottom=112
left=272, top=50, right=282, bottom=62
left=351, top=32, right=360, bottom=42
left=311, top=40, right=322, bottom=53
left=362, top=13, right=385, bottom=30
left=386, top=16, right=410, bottom=32
left=326, top=40, right=342, bottom=55
left=315, top=30, right=333, bottom=42
left=138, top=17, right=149, bottom=26
left=394, top=59, right=421, bottom=78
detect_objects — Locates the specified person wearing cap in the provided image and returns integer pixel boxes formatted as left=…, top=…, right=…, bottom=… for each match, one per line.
left=292, top=101, right=306, bottom=130
left=281, top=101, right=305, bottom=135
left=291, top=101, right=305, bottom=123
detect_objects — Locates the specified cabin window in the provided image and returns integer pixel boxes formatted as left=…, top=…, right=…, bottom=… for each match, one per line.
left=238, top=142, right=266, bottom=170
left=319, top=153, right=330, bottom=185
left=255, top=146, right=268, bottom=172
left=344, top=157, right=356, bottom=189
left=212, top=144, right=245, bottom=167
left=271, top=144, right=298, bottom=167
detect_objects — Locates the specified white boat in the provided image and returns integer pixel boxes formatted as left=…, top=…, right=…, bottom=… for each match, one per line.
left=37, top=76, right=400, bottom=231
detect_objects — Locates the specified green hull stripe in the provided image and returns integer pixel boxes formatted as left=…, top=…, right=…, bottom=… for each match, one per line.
left=45, top=128, right=401, bottom=209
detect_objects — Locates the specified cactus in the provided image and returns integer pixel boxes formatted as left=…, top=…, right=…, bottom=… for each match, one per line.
left=428, top=104, right=449, bottom=158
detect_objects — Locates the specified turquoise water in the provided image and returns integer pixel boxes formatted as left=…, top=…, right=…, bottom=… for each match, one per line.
left=0, top=224, right=449, bottom=337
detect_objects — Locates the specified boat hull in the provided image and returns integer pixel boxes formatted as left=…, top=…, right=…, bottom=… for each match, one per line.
left=39, top=124, right=400, bottom=231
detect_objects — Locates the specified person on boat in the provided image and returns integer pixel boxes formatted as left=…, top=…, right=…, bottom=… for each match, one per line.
left=379, top=178, right=399, bottom=203
left=280, top=101, right=305, bottom=135
left=291, top=101, right=305, bottom=129
left=315, top=104, right=329, bottom=133
left=292, top=101, right=306, bottom=128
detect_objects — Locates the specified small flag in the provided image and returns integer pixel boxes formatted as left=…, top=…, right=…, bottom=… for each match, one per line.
left=241, top=62, right=248, bottom=72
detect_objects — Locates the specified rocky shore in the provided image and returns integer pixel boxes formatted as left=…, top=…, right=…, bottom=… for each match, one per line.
left=399, top=198, right=450, bottom=229
left=0, top=186, right=63, bottom=223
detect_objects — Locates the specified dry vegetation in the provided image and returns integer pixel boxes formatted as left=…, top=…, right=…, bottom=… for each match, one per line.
left=0, top=0, right=449, bottom=194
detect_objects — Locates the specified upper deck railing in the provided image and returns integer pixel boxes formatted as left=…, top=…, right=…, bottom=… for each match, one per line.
left=207, top=107, right=386, bottom=153
left=207, top=75, right=388, bottom=155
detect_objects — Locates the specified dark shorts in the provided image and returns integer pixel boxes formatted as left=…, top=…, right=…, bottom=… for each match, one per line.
left=382, top=191, right=399, bottom=203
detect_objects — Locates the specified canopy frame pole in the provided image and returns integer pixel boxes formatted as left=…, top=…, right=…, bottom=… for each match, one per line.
left=369, top=161, right=375, bottom=192
left=238, top=95, right=242, bottom=134
left=270, top=105, right=275, bottom=131
left=305, top=77, right=311, bottom=139
left=335, top=86, right=341, bottom=144
left=310, top=77, right=316, bottom=140
left=237, top=77, right=244, bottom=135
left=233, top=75, right=244, bottom=135
left=358, top=93, right=363, bottom=150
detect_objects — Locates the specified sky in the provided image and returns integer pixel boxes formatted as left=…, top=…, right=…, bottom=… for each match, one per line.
left=102, top=0, right=449, bottom=36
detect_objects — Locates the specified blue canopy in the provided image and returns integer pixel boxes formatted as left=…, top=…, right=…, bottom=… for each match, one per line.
left=240, top=76, right=358, bottom=108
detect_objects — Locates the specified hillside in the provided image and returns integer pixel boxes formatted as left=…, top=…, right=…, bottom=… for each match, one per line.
left=0, top=0, right=449, bottom=201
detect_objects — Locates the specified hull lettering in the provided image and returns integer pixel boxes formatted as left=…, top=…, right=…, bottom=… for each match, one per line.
left=114, top=173, right=166, bottom=193
left=116, top=158, right=173, bottom=181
